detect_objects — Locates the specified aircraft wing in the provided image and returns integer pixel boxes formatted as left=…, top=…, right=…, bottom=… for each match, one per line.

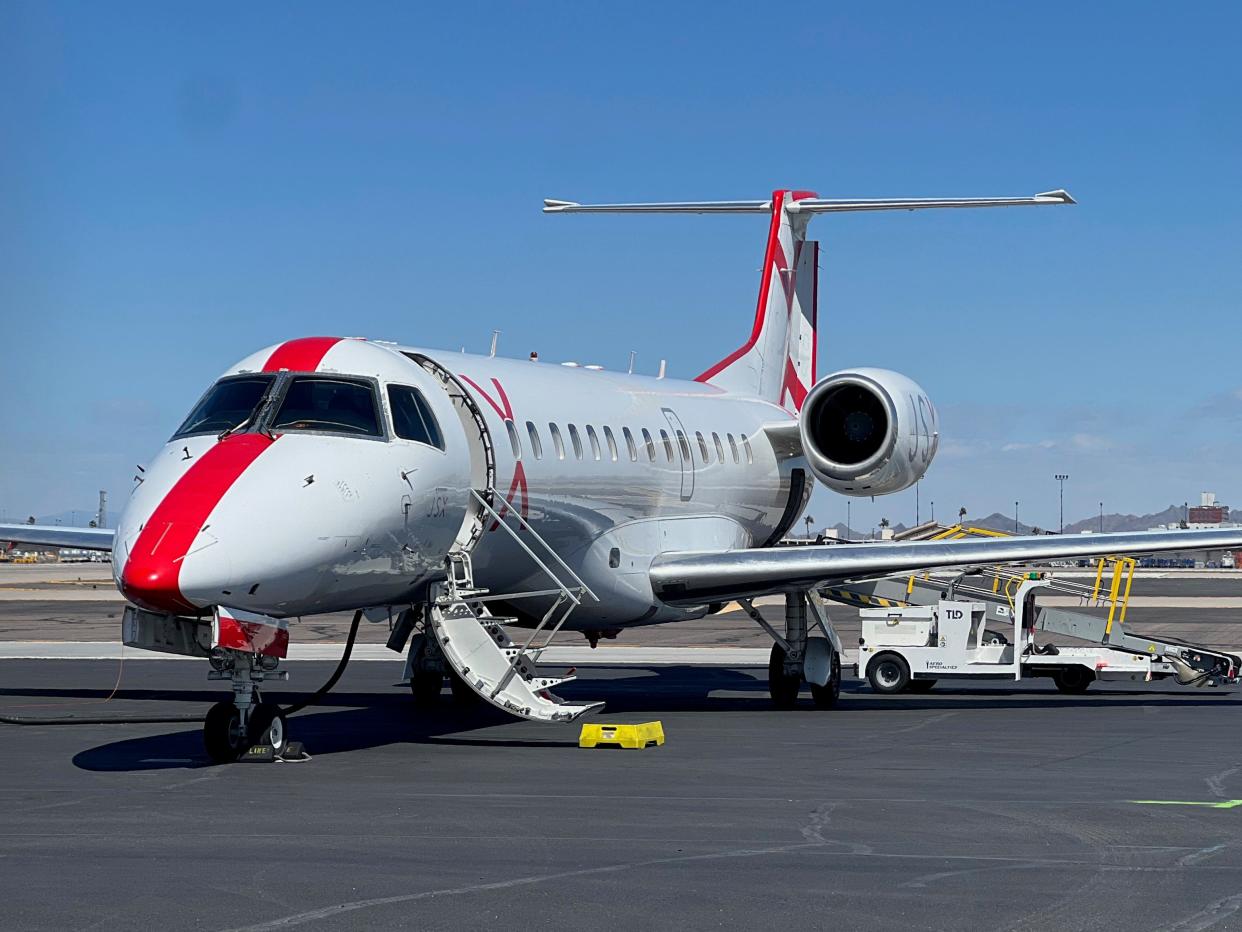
left=0, top=524, right=115, bottom=552
left=650, top=528, right=1242, bottom=605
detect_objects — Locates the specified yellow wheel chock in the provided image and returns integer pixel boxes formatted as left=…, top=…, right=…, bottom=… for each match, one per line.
left=578, top=721, right=665, bottom=749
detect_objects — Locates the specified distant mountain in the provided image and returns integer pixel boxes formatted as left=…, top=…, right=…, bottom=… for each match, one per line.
left=1062, top=505, right=1186, bottom=534
left=815, top=504, right=1196, bottom=541
left=3, top=509, right=109, bottom=529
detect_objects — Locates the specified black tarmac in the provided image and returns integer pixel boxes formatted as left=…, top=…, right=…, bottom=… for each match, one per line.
left=3, top=658, right=1242, bottom=931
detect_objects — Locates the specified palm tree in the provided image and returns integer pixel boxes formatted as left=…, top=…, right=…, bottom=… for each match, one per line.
left=958, top=506, right=967, bottom=525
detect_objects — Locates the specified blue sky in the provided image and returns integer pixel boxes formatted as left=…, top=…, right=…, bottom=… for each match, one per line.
left=2, top=1, right=1240, bottom=532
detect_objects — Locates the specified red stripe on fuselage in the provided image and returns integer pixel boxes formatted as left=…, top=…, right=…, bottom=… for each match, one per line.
left=262, top=337, right=344, bottom=372
left=120, top=434, right=278, bottom=613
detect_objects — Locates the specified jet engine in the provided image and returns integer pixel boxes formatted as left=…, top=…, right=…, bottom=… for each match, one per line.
left=798, top=368, right=938, bottom=496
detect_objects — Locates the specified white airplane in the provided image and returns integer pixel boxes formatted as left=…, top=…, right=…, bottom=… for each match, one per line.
left=7, top=186, right=1242, bottom=761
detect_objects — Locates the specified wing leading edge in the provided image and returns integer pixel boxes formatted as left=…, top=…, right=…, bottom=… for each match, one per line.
left=0, top=524, right=116, bottom=552
left=650, top=528, right=1242, bottom=605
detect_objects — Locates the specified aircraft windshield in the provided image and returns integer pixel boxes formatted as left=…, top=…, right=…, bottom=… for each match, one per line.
left=271, top=377, right=381, bottom=436
left=173, top=375, right=275, bottom=438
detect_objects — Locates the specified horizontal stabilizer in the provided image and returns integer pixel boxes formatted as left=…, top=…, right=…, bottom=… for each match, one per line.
left=544, top=190, right=1075, bottom=215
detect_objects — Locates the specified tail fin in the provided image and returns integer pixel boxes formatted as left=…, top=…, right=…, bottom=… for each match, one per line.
left=543, top=187, right=1074, bottom=412
left=696, top=190, right=818, bottom=412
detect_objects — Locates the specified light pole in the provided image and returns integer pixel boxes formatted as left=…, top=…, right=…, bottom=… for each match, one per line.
left=931, top=500, right=935, bottom=523
left=1099, top=502, right=1103, bottom=534
left=1014, top=500, right=1019, bottom=534
left=846, top=501, right=851, bottom=541
left=915, top=480, right=920, bottom=526
left=1054, top=474, right=1069, bottom=534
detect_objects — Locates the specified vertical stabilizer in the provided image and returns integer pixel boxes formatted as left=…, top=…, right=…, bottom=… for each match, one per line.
left=695, top=190, right=819, bottom=413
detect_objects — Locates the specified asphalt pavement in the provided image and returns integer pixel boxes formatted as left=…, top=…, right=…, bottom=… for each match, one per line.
left=3, top=658, right=1242, bottom=931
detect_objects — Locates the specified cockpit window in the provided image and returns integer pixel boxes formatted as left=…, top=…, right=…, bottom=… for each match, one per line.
left=387, top=385, right=444, bottom=449
left=173, top=375, right=275, bottom=438
left=271, top=377, right=381, bottom=436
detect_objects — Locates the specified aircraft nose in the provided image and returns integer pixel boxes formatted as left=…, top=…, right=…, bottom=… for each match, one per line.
left=118, top=434, right=277, bottom=614
left=120, top=544, right=195, bottom=614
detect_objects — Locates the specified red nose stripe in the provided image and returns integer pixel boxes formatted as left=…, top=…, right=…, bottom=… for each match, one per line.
left=121, top=434, right=277, bottom=613
left=262, top=337, right=344, bottom=372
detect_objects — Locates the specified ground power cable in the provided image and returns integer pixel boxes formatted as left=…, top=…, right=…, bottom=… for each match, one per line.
left=0, top=610, right=364, bottom=727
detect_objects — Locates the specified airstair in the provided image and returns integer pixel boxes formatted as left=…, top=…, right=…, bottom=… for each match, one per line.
left=405, top=491, right=604, bottom=723
left=397, top=354, right=603, bottom=722
left=822, top=524, right=1241, bottom=688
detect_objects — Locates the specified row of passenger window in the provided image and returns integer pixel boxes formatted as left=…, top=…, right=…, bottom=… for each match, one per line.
left=504, top=419, right=754, bottom=466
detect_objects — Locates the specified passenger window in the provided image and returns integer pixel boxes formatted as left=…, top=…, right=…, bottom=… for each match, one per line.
left=526, top=421, right=543, bottom=460
left=505, top=420, right=522, bottom=460
left=568, top=424, right=583, bottom=459
left=696, top=431, right=710, bottom=462
left=586, top=425, right=601, bottom=460
left=387, top=384, right=444, bottom=449
left=642, top=428, right=656, bottom=462
left=660, top=429, right=674, bottom=462
left=549, top=423, right=565, bottom=460
left=727, top=433, right=739, bottom=463
left=676, top=429, right=692, bottom=462
left=273, top=377, right=381, bottom=437
left=741, top=433, right=753, bottom=464
left=174, top=375, right=275, bottom=438
left=603, top=426, right=619, bottom=462
left=622, top=427, right=638, bottom=462
left=712, top=432, right=725, bottom=464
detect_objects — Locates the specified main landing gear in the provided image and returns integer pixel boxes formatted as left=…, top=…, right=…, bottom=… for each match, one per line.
left=744, top=591, right=843, bottom=710
left=204, top=649, right=288, bottom=763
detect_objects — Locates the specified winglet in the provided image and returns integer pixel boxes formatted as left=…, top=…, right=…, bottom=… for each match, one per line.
left=1035, top=189, right=1076, bottom=204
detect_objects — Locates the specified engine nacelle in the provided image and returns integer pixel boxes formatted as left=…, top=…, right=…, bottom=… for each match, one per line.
left=799, top=368, right=938, bottom=497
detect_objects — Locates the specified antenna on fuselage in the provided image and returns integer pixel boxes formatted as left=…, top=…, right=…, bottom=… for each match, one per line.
left=658, top=359, right=666, bottom=379
left=628, top=351, right=636, bottom=374
left=489, top=330, right=501, bottom=357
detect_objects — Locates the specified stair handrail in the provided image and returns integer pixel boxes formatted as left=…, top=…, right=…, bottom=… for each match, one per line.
left=469, top=489, right=599, bottom=603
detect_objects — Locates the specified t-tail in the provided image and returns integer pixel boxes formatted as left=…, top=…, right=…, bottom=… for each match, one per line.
left=544, top=187, right=1074, bottom=413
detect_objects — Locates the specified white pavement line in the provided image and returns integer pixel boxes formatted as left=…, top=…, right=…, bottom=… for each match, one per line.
left=0, top=641, right=787, bottom=665
left=0, top=589, right=125, bottom=601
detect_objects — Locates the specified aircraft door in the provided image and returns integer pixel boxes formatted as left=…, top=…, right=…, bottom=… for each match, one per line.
left=661, top=407, right=695, bottom=502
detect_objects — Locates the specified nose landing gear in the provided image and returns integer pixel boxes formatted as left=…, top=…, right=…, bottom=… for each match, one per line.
left=204, top=649, right=291, bottom=763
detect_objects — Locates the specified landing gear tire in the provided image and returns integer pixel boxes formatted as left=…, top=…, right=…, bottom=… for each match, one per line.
left=203, top=701, right=248, bottom=764
left=410, top=668, right=445, bottom=705
left=248, top=701, right=287, bottom=754
left=810, top=650, right=841, bottom=709
left=768, top=644, right=801, bottom=709
left=908, top=679, right=937, bottom=693
left=1053, top=666, right=1095, bottom=694
left=867, top=653, right=910, bottom=695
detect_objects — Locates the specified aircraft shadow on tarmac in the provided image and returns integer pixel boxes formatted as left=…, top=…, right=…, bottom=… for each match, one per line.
left=2, top=666, right=1227, bottom=772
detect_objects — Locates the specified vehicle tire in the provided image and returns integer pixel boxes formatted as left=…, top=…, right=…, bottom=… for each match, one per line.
left=768, top=643, right=801, bottom=709
left=248, top=701, right=287, bottom=754
left=203, top=701, right=247, bottom=764
left=907, top=679, right=937, bottom=693
left=410, top=668, right=444, bottom=705
left=810, top=650, right=841, bottom=709
left=1053, top=666, right=1095, bottom=694
left=448, top=668, right=482, bottom=705
left=867, top=653, right=910, bottom=695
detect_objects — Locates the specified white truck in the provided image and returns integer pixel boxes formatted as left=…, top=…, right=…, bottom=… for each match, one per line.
left=857, top=577, right=1155, bottom=694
